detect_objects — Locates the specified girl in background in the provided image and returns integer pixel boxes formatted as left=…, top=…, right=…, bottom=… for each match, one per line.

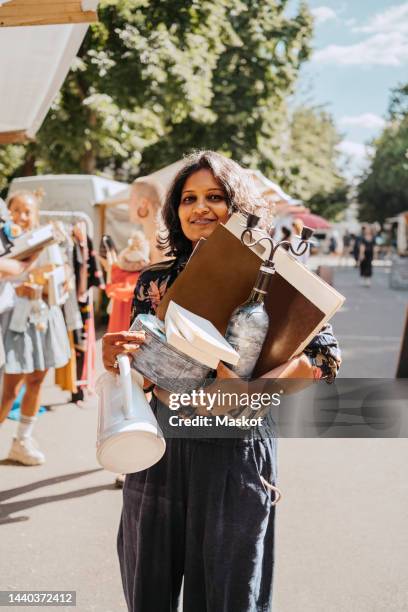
left=0, top=190, right=71, bottom=465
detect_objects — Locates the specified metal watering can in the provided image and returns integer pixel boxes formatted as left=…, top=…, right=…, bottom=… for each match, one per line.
left=96, top=354, right=166, bottom=474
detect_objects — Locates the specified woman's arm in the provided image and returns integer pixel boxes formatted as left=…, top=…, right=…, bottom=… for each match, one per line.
left=259, top=322, right=341, bottom=397
left=0, top=253, right=39, bottom=279
left=0, top=258, right=26, bottom=278
left=179, top=323, right=341, bottom=416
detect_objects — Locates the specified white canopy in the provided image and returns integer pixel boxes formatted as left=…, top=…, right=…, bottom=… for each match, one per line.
left=8, top=174, right=130, bottom=249
left=244, top=169, right=295, bottom=204
left=0, top=1, right=98, bottom=143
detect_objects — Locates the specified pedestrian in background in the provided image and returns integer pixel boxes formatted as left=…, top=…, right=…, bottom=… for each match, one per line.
left=359, top=225, right=376, bottom=287
left=353, top=225, right=366, bottom=267
left=342, top=230, right=351, bottom=258
left=328, top=232, right=338, bottom=256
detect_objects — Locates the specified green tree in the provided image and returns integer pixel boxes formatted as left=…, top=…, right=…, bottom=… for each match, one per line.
left=282, top=106, right=347, bottom=207
left=358, top=84, right=408, bottom=223
left=0, top=0, right=313, bottom=185
left=389, top=83, right=408, bottom=121
left=307, top=185, right=349, bottom=221
left=33, top=0, right=237, bottom=177
left=0, top=145, right=26, bottom=192
left=140, top=0, right=313, bottom=173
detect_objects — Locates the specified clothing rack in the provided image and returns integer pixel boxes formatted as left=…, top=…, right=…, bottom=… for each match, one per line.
left=39, top=210, right=94, bottom=238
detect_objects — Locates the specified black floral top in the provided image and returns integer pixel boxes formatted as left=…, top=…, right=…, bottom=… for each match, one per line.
left=131, top=257, right=341, bottom=382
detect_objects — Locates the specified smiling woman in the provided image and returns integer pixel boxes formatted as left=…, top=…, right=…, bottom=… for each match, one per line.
left=102, top=150, right=341, bottom=612
left=178, top=169, right=230, bottom=243
left=157, top=150, right=268, bottom=258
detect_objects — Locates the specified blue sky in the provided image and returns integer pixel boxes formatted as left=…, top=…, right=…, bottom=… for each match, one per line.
left=288, top=1, right=408, bottom=176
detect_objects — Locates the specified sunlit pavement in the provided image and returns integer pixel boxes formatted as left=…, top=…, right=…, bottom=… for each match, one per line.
left=275, top=266, right=408, bottom=611
left=330, top=265, right=406, bottom=378
left=0, top=267, right=407, bottom=611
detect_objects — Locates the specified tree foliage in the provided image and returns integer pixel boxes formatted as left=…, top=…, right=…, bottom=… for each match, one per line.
left=307, top=185, right=349, bottom=220
left=0, top=145, right=26, bottom=192
left=0, top=0, right=313, bottom=185
left=282, top=106, right=347, bottom=211
left=140, top=0, right=313, bottom=174
left=0, top=0, right=347, bottom=219
left=358, top=84, right=408, bottom=223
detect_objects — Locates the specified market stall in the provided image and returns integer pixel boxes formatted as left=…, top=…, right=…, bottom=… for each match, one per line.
left=0, top=0, right=98, bottom=144
left=8, top=174, right=130, bottom=251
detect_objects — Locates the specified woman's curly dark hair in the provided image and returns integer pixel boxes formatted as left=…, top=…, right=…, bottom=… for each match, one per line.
left=158, top=150, right=268, bottom=258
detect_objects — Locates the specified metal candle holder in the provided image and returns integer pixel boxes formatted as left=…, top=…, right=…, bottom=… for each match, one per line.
left=241, top=213, right=314, bottom=271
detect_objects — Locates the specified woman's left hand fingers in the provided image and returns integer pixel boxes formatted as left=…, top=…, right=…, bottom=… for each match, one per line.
left=216, top=362, right=239, bottom=379
left=121, top=343, right=142, bottom=353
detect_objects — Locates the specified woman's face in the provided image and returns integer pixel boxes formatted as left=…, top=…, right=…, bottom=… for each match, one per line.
left=178, top=169, right=230, bottom=244
left=9, top=195, right=38, bottom=232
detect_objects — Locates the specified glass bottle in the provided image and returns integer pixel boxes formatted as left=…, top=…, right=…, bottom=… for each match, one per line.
left=29, top=285, right=48, bottom=332
left=224, top=262, right=274, bottom=379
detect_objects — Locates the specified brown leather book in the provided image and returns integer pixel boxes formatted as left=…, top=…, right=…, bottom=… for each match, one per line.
left=156, top=214, right=345, bottom=376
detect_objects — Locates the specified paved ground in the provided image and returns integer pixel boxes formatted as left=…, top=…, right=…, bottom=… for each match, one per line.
left=332, top=265, right=407, bottom=378
left=0, top=266, right=407, bottom=612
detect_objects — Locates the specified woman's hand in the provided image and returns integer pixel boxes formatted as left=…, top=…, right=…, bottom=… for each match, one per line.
left=216, top=355, right=314, bottom=382
left=262, top=353, right=315, bottom=396
left=264, top=353, right=314, bottom=380
left=191, top=362, right=247, bottom=417
left=15, top=282, right=39, bottom=300
left=207, top=355, right=315, bottom=412
left=0, top=253, right=39, bottom=279
left=21, top=252, right=41, bottom=272
left=102, top=330, right=146, bottom=375
left=215, top=361, right=239, bottom=380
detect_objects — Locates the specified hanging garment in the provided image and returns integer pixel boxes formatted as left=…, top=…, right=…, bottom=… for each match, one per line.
left=106, top=265, right=141, bottom=333
left=80, top=297, right=97, bottom=394
left=55, top=331, right=78, bottom=394
left=99, top=234, right=118, bottom=284
left=73, top=229, right=105, bottom=299
left=71, top=232, right=104, bottom=402
left=2, top=299, right=71, bottom=375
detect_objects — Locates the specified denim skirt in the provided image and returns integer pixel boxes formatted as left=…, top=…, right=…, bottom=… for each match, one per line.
left=1, top=302, right=71, bottom=374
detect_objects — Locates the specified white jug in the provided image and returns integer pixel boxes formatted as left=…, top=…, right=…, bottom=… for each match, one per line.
left=96, top=354, right=166, bottom=473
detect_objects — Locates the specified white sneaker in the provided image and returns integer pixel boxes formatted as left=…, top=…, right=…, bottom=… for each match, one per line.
left=8, top=437, right=45, bottom=466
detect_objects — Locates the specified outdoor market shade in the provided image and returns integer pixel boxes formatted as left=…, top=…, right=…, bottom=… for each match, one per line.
left=0, top=1, right=98, bottom=143
left=8, top=173, right=129, bottom=249
left=292, top=212, right=332, bottom=230
left=244, top=169, right=294, bottom=204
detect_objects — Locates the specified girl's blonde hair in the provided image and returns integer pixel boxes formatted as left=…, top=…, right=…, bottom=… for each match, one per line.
left=6, top=188, right=44, bottom=227
left=6, top=188, right=45, bottom=209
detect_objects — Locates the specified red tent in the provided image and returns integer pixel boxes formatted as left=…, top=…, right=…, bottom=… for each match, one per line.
left=291, top=212, right=331, bottom=230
